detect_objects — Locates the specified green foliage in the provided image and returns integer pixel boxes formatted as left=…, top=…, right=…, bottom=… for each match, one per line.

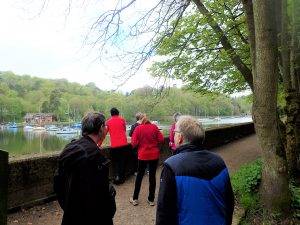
left=0, top=71, right=252, bottom=123
left=231, top=159, right=262, bottom=209
left=150, top=0, right=251, bottom=93
left=290, top=183, right=300, bottom=218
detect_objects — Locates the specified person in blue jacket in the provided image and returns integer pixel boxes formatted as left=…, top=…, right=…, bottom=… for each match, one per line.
left=156, top=115, right=234, bottom=225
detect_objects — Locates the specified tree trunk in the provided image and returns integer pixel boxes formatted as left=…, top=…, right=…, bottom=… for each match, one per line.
left=253, top=0, right=290, bottom=216
left=242, top=0, right=256, bottom=78
left=291, top=0, right=300, bottom=171
left=278, top=0, right=299, bottom=177
left=286, top=91, right=299, bottom=176
left=281, top=0, right=292, bottom=91
left=291, top=0, right=300, bottom=91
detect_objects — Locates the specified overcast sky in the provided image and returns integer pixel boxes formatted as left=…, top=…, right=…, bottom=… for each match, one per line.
left=0, top=0, right=181, bottom=92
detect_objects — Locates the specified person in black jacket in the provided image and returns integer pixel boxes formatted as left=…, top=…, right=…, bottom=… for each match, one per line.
left=54, top=112, right=116, bottom=225
left=156, top=115, right=234, bottom=225
left=129, top=112, right=145, bottom=175
left=129, top=112, right=144, bottom=137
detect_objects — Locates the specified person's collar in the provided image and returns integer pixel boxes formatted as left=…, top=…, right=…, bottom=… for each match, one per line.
left=174, top=143, right=204, bottom=154
left=86, top=134, right=99, bottom=145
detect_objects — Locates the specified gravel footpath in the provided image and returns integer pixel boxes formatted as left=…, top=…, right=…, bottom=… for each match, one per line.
left=8, top=134, right=261, bottom=225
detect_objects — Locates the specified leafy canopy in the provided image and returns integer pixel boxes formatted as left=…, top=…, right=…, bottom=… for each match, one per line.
left=150, top=0, right=250, bottom=94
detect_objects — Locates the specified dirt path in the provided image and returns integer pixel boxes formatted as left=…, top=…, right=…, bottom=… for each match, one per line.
left=8, top=134, right=261, bottom=225
left=214, top=134, right=261, bottom=173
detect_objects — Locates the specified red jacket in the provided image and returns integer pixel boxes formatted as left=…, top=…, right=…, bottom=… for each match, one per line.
left=131, top=122, right=164, bottom=160
left=106, top=115, right=128, bottom=148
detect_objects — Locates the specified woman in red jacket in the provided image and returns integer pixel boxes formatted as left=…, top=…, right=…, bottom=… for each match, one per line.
left=130, top=115, right=164, bottom=206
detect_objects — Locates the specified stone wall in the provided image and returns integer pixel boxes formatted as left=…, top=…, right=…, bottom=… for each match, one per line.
left=8, top=122, right=254, bottom=211
left=0, top=149, right=8, bottom=225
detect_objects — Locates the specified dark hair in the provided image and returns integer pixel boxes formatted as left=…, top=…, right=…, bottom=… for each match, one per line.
left=81, top=112, right=106, bottom=136
left=110, top=107, right=119, bottom=116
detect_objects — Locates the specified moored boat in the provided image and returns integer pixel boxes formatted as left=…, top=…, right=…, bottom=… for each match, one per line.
left=33, top=126, right=46, bottom=131
left=56, top=127, right=78, bottom=134
left=23, top=125, right=34, bottom=130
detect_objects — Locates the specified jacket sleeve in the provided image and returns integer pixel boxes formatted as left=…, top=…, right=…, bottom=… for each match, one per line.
left=224, top=170, right=235, bottom=225
left=131, top=127, right=139, bottom=149
left=156, top=164, right=178, bottom=225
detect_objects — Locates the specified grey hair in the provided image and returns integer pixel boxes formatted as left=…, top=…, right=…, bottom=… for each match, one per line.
left=81, top=112, right=106, bottom=136
left=176, top=115, right=205, bottom=145
left=173, top=112, right=181, bottom=122
left=135, top=112, right=144, bottom=121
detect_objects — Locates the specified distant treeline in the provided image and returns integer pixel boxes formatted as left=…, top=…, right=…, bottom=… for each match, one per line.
left=0, top=71, right=252, bottom=123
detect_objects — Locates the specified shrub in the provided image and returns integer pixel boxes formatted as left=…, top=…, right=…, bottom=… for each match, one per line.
left=231, top=159, right=262, bottom=210
left=290, top=183, right=300, bottom=218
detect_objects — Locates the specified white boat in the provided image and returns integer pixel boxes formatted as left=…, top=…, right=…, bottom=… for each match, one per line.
left=33, top=126, right=46, bottom=131
left=213, top=117, right=221, bottom=121
left=126, top=125, right=131, bottom=131
left=151, top=120, right=159, bottom=126
left=23, top=125, right=34, bottom=130
left=7, top=122, right=18, bottom=128
left=198, top=118, right=213, bottom=123
left=46, top=125, right=59, bottom=131
left=56, top=127, right=78, bottom=134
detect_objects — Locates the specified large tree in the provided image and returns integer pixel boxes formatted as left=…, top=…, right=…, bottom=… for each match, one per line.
left=252, top=0, right=290, bottom=216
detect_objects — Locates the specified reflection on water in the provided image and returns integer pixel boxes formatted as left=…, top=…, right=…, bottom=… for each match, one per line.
left=0, top=116, right=252, bottom=157
left=0, top=129, right=80, bottom=157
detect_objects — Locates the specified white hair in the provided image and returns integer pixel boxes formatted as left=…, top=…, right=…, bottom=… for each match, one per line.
left=176, top=115, right=205, bottom=144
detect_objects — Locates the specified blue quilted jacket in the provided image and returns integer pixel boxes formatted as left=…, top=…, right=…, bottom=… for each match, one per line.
left=156, top=144, right=234, bottom=225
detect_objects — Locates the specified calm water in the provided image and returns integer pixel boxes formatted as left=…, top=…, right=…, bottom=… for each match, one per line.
left=0, top=116, right=252, bottom=157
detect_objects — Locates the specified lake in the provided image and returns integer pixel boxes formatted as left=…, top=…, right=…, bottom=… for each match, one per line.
left=0, top=116, right=252, bottom=158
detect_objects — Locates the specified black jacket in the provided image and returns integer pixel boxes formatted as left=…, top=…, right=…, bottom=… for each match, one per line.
left=54, top=136, right=115, bottom=225
left=156, top=144, right=234, bottom=225
left=129, top=122, right=140, bottom=137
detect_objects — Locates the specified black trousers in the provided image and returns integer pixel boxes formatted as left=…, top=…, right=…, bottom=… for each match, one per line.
left=132, top=148, right=138, bottom=173
left=111, top=145, right=129, bottom=182
left=133, top=159, right=158, bottom=202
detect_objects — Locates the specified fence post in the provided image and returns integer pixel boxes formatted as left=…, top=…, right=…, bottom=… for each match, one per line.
left=0, top=149, right=8, bottom=225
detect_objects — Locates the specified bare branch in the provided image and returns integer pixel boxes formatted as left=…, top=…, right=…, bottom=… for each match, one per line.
left=81, top=0, right=191, bottom=89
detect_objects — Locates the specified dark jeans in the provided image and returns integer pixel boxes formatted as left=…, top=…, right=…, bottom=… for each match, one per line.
left=133, top=159, right=158, bottom=202
left=111, top=145, right=129, bottom=182
left=132, top=148, right=138, bottom=173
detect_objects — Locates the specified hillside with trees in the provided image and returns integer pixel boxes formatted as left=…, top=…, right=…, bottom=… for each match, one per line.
left=0, top=71, right=251, bottom=123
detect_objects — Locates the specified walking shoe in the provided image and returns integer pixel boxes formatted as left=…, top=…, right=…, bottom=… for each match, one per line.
left=130, top=198, right=139, bottom=206
left=147, top=199, right=155, bottom=206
